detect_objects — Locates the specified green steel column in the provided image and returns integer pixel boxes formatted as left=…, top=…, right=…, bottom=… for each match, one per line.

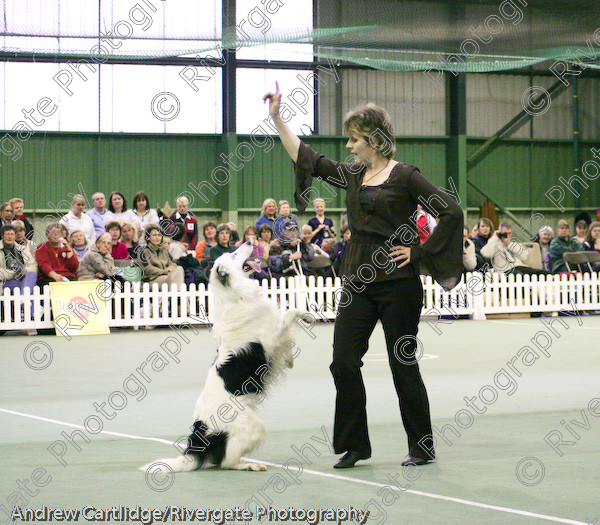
left=573, top=75, right=580, bottom=212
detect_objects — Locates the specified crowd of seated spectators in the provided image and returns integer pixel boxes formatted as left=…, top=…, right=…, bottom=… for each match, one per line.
left=2, top=191, right=600, bottom=302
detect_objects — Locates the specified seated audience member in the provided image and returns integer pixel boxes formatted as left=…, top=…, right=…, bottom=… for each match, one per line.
left=35, top=222, right=79, bottom=286
left=548, top=219, right=583, bottom=273
left=471, top=218, right=493, bottom=269
left=481, top=222, right=550, bottom=276
left=168, top=223, right=189, bottom=261
left=227, top=222, right=240, bottom=244
left=269, top=220, right=315, bottom=276
left=195, top=220, right=218, bottom=261
left=301, top=225, right=328, bottom=256
left=69, top=230, right=89, bottom=259
left=139, top=225, right=184, bottom=287
left=77, top=233, right=123, bottom=283
left=255, top=198, right=277, bottom=230
left=169, top=196, right=198, bottom=250
left=332, top=225, right=351, bottom=273
left=416, top=204, right=437, bottom=244
left=308, top=198, right=334, bottom=247
left=60, top=194, right=96, bottom=244
left=470, top=222, right=479, bottom=239
left=321, top=237, right=336, bottom=257
left=574, top=220, right=588, bottom=245
left=106, top=221, right=131, bottom=261
left=462, top=227, right=477, bottom=272
left=87, top=192, right=115, bottom=238
left=10, top=198, right=34, bottom=240
left=531, top=226, right=554, bottom=272
left=1, top=201, right=14, bottom=227
left=13, top=220, right=37, bottom=259
left=121, top=221, right=141, bottom=259
left=273, top=200, right=299, bottom=240
left=0, top=224, right=37, bottom=293
left=131, top=191, right=160, bottom=231
left=237, top=225, right=269, bottom=280
left=108, top=191, right=135, bottom=222
left=257, top=224, right=274, bottom=259
left=209, top=224, right=237, bottom=261
left=583, top=221, right=600, bottom=252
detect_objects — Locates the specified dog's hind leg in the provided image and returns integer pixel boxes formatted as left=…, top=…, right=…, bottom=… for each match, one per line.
left=219, top=418, right=267, bottom=471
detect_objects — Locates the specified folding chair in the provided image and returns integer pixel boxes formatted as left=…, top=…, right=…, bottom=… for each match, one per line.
left=307, top=254, right=337, bottom=278
left=562, top=251, right=600, bottom=272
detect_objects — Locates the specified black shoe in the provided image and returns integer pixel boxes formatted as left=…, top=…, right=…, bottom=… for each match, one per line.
left=401, top=454, right=434, bottom=466
left=333, top=451, right=371, bottom=469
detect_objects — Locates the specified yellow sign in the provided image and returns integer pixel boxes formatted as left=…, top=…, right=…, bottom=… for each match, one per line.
left=49, top=280, right=110, bottom=338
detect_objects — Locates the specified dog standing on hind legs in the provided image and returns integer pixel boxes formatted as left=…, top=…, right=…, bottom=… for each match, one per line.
left=142, top=241, right=306, bottom=473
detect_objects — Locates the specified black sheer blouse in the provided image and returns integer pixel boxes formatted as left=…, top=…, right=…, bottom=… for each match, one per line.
left=294, top=141, right=464, bottom=291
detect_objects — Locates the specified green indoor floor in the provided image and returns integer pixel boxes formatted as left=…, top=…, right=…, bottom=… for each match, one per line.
left=1, top=315, right=598, bottom=525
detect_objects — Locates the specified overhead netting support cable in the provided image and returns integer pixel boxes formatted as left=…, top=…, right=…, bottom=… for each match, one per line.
left=1, top=0, right=599, bottom=73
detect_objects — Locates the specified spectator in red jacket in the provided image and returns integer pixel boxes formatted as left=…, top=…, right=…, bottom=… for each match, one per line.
left=169, top=196, right=198, bottom=250
left=35, top=222, right=79, bottom=287
left=106, top=221, right=131, bottom=261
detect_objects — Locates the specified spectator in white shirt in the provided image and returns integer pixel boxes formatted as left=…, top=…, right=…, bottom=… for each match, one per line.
left=107, top=191, right=135, bottom=222
left=59, top=194, right=96, bottom=245
left=130, top=191, right=160, bottom=231
left=481, top=222, right=550, bottom=276
left=87, top=192, right=116, bottom=238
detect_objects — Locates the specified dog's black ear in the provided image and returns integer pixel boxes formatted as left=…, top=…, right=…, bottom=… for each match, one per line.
left=216, top=266, right=230, bottom=287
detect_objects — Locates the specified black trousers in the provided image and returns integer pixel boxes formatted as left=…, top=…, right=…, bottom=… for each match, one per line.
left=330, top=276, right=434, bottom=460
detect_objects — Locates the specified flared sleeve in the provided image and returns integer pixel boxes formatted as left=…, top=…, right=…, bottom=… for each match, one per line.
left=294, top=141, right=352, bottom=212
left=407, top=169, right=464, bottom=291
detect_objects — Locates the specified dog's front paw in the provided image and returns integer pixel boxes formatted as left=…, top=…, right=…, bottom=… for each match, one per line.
left=236, top=462, right=267, bottom=471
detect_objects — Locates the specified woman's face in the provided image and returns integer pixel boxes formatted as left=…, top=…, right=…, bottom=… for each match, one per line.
left=590, top=226, right=600, bottom=240
left=314, top=201, right=325, bottom=215
left=111, top=194, right=124, bottom=211
left=12, top=202, right=23, bottom=216
left=279, top=203, right=290, bottom=216
left=343, top=229, right=351, bottom=241
left=218, top=229, right=230, bottom=245
left=97, top=238, right=111, bottom=255
left=137, top=198, right=147, bottom=211
left=15, top=229, right=25, bottom=242
left=301, top=230, right=312, bottom=243
left=478, top=221, right=490, bottom=237
left=121, top=226, right=133, bottom=242
left=265, top=202, right=277, bottom=217
left=71, top=231, right=85, bottom=247
left=260, top=229, right=272, bottom=242
left=109, top=226, right=121, bottom=242
left=245, top=233, right=257, bottom=244
left=539, top=230, right=552, bottom=244
left=576, top=224, right=588, bottom=237
left=557, top=224, right=570, bottom=239
left=1, top=205, right=14, bottom=220
left=204, top=225, right=216, bottom=240
left=345, top=133, right=372, bottom=165
left=177, top=200, right=189, bottom=214
left=148, top=229, right=162, bottom=246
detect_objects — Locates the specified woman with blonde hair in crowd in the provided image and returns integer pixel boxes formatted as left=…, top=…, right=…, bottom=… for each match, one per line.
left=69, top=230, right=89, bottom=259
left=77, top=233, right=123, bottom=282
left=255, top=198, right=277, bottom=230
left=308, top=197, right=334, bottom=247
left=121, top=221, right=141, bottom=259
left=13, top=220, right=37, bottom=259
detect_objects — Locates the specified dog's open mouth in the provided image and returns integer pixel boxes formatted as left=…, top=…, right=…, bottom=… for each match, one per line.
left=243, top=258, right=262, bottom=274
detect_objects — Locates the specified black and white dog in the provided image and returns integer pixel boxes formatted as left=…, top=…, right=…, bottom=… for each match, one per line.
left=142, top=242, right=305, bottom=472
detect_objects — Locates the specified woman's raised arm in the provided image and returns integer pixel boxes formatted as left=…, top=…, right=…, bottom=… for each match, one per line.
left=263, top=81, right=300, bottom=163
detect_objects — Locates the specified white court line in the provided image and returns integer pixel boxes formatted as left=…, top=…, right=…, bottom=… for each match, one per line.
left=0, top=407, right=587, bottom=525
left=488, top=320, right=600, bottom=330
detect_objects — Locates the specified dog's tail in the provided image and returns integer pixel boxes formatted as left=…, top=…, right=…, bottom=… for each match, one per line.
left=140, top=420, right=229, bottom=473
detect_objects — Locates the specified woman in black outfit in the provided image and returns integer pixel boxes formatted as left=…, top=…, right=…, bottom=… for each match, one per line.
left=264, top=83, right=463, bottom=468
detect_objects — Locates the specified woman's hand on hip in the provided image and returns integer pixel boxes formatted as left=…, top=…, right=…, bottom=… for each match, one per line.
left=389, top=245, right=411, bottom=268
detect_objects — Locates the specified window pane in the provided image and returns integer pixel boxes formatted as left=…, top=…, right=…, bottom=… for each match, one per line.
left=236, top=69, right=314, bottom=134
left=236, top=0, right=313, bottom=62
left=100, top=64, right=222, bottom=133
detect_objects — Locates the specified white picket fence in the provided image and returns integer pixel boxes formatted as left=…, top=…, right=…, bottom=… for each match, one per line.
left=1, top=272, right=599, bottom=332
